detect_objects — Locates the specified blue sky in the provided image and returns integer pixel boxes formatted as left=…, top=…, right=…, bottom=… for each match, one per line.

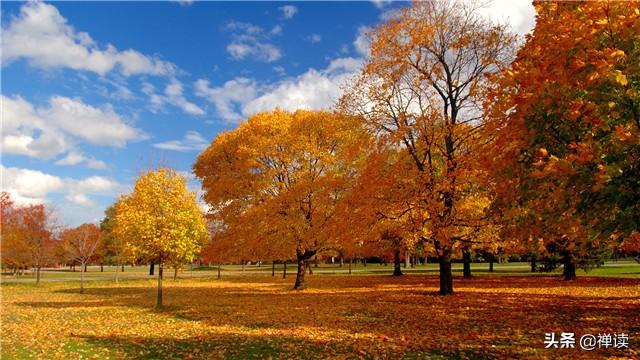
left=1, top=1, right=535, bottom=226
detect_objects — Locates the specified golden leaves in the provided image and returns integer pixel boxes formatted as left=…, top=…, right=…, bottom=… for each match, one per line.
left=614, top=71, right=628, bottom=86
left=115, top=168, right=207, bottom=265
left=2, top=275, right=639, bottom=359
left=195, top=110, right=370, bottom=267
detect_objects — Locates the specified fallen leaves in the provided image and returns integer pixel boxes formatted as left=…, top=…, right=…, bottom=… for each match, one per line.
left=1, top=275, right=638, bottom=359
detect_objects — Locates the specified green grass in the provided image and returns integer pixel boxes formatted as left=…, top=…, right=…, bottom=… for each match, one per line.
left=3, top=260, right=639, bottom=284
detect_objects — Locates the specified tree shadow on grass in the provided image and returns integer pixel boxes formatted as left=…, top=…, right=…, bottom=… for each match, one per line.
left=77, top=333, right=347, bottom=360
left=76, top=333, right=501, bottom=360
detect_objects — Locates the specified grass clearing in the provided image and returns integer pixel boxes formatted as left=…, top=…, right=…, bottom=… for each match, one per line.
left=2, top=268, right=639, bottom=359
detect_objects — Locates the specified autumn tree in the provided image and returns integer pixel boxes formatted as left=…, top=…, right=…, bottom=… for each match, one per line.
left=1, top=192, right=31, bottom=274
left=194, top=110, right=370, bottom=289
left=115, top=168, right=207, bottom=307
left=61, top=223, right=102, bottom=293
left=484, top=1, right=640, bottom=279
left=340, top=0, right=515, bottom=294
left=333, top=145, right=422, bottom=277
left=3, top=200, right=55, bottom=283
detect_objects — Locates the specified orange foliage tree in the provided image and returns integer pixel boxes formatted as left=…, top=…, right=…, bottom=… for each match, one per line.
left=1, top=193, right=29, bottom=274
left=194, top=110, right=370, bottom=289
left=1, top=193, right=55, bottom=283
left=340, top=0, right=515, bottom=294
left=484, top=1, right=640, bottom=279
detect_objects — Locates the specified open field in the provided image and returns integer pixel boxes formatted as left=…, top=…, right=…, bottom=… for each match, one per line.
left=3, top=260, right=640, bottom=283
left=2, top=265, right=639, bottom=359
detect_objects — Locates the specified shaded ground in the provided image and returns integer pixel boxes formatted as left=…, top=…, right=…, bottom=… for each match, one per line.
left=1, top=275, right=638, bottom=359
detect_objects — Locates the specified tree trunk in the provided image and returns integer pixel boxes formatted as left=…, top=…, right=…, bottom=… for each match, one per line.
left=530, top=258, right=537, bottom=273
left=306, top=261, right=313, bottom=275
left=80, top=262, right=85, bottom=294
left=393, top=249, right=403, bottom=276
left=363, top=258, right=367, bottom=267
left=173, top=267, right=178, bottom=280
left=157, top=262, right=164, bottom=308
left=282, top=261, right=287, bottom=279
left=149, top=262, right=155, bottom=276
left=121, top=264, right=124, bottom=272
left=36, top=265, right=41, bottom=284
left=439, top=248, right=453, bottom=295
left=340, top=257, right=344, bottom=267
left=404, top=251, right=410, bottom=268
left=293, top=250, right=316, bottom=290
left=294, top=258, right=306, bottom=290
left=348, top=257, right=352, bottom=275
left=463, top=249, right=472, bottom=279
left=217, top=263, right=221, bottom=279
left=100, top=264, right=104, bottom=272
left=489, top=256, right=494, bottom=272
left=272, top=261, right=276, bottom=277
left=562, top=252, right=576, bottom=280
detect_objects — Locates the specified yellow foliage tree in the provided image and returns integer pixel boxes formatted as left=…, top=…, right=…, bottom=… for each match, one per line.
left=115, top=168, right=207, bottom=307
left=194, top=110, right=370, bottom=289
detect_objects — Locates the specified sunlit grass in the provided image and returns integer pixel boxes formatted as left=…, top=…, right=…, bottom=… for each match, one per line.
left=3, top=260, right=638, bottom=283
left=2, top=272, right=638, bottom=359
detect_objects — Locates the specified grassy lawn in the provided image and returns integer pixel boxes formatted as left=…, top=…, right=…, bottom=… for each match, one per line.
left=1, top=268, right=639, bottom=359
left=4, top=260, right=638, bottom=283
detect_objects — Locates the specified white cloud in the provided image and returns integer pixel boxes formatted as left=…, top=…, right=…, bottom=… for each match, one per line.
left=1, top=165, right=119, bottom=209
left=194, top=21, right=383, bottom=124
left=224, top=21, right=263, bottom=35
left=141, top=79, right=205, bottom=115
left=279, top=5, right=298, bottom=19
left=96, top=79, right=135, bottom=101
left=1, top=166, right=65, bottom=205
left=243, top=57, right=362, bottom=115
left=305, top=34, right=322, bottom=43
left=76, top=176, right=119, bottom=193
left=1, top=94, right=144, bottom=165
left=45, top=96, right=143, bottom=146
left=66, top=193, right=94, bottom=207
left=371, top=0, right=393, bottom=9
left=1, top=1, right=175, bottom=77
left=227, top=41, right=281, bottom=62
left=477, top=0, right=536, bottom=37
left=164, top=79, right=205, bottom=115
left=270, top=25, right=283, bottom=36
left=55, top=151, right=108, bottom=170
left=194, top=77, right=258, bottom=122
left=195, top=57, right=362, bottom=122
left=153, top=131, right=210, bottom=152
left=354, top=26, right=372, bottom=58
left=224, top=21, right=282, bottom=62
